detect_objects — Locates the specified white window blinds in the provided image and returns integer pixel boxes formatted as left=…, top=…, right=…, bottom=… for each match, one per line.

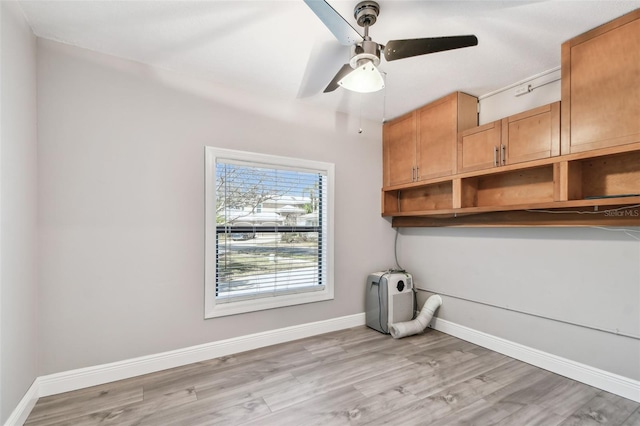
left=215, top=158, right=329, bottom=303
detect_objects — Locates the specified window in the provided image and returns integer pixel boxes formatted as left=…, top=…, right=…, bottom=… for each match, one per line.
left=205, top=147, right=334, bottom=318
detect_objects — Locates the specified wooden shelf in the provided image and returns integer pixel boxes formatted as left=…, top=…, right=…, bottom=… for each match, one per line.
left=392, top=202, right=640, bottom=227
left=460, top=165, right=555, bottom=209
left=390, top=196, right=640, bottom=217
left=382, top=144, right=640, bottom=227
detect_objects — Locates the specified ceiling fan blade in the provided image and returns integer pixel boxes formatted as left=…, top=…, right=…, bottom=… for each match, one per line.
left=324, top=64, right=353, bottom=93
left=297, top=41, right=348, bottom=98
left=384, top=35, right=478, bottom=62
left=304, top=0, right=363, bottom=46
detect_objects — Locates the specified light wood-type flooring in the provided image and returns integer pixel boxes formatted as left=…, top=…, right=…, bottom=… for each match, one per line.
left=25, top=327, right=640, bottom=426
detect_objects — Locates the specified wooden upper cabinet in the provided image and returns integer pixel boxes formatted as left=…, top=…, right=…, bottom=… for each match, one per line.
left=458, top=120, right=502, bottom=173
left=383, top=111, right=416, bottom=186
left=383, top=92, right=477, bottom=187
left=458, top=102, right=561, bottom=173
left=561, top=9, right=640, bottom=154
left=416, top=92, right=478, bottom=180
left=503, top=102, right=561, bottom=164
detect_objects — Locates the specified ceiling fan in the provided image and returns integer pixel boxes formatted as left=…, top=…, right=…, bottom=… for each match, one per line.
left=304, top=0, right=478, bottom=93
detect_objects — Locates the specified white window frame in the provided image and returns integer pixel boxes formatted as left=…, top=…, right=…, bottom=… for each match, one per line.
left=204, top=147, right=334, bottom=318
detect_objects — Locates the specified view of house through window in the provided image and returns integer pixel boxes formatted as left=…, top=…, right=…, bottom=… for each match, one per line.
left=205, top=147, right=334, bottom=318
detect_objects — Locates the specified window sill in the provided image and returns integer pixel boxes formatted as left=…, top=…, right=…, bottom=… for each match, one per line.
left=205, top=285, right=333, bottom=318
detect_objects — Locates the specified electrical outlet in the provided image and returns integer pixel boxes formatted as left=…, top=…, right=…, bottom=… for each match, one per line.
left=515, top=84, right=531, bottom=96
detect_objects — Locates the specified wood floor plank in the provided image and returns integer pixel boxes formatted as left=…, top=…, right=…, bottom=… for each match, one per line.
left=373, top=357, right=544, bottom=425
left=480, top=357, right=541, bottom=385
left=137, top=361, right=232, bottom=401
left=340, top=332, right=424, bottom=357
left=621, top=407, right=640, bottom=426
left=439, top=398, right=529, bottom=425
left=24, top=383, right=143, bottom=426
left=403, top=351, right=511, bottom=398
left=32, top=387, right=198, bottom=426
left=352, top=340, right=487, bottom=398
left=352, top=362, right=434, bottom=398
left=137, top=395, right=272, bottom=426
left=24, top=326, right=640, bottom=426
left=195, top=371, right=300, bottom=411
left=293, top=352, right=413, bottom=385
left=423, top=365, right=554, bottom=426
left=533, top=376, right=601, bottom=417
left=337, top=387, right=420, bottom=424
left=492, top=404, right=566, bottom=426
left=261, top=378, right=328, bottom=412
left=264, top=352, right=416, bottom=412
left=301, top=327, right=383, bottom=353
left=244, top=385, right=367, bottom=426
left=559, top=392, right=640, bottom=426
left=363, top=389, right=460, bottom=425
left=490, top=369, right=571, bottom=405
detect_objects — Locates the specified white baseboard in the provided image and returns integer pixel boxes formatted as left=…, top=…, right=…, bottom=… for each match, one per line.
left=3, top=379, right=39, bottom=426
left=4, top=313, right=365, bottom=425
left=431, top=317, right=640, bottom=403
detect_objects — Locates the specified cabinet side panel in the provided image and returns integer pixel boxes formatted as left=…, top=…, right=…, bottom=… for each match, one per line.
left=554, top=162, right=567, bottom=202
left=382, top=190, right=399, bottom=216
left=550, top=101, right=561, bottom=157
left=457, top=92, right=479, bottom=132
left=561, top=42, right=572, bottom=155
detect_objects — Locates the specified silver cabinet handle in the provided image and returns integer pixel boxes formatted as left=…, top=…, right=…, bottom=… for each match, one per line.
left=494, top=146, right=499, bottom=167
left=415, top=166, right=419, bottom=181
left=501, top=144, right=506, bottom=165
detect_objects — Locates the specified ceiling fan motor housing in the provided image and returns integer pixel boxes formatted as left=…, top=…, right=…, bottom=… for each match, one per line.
left=350, top=39, right=382, bottom=68
left=354, top=1, right=380, bottom=27
left=350, top=1, right=382, bottom=69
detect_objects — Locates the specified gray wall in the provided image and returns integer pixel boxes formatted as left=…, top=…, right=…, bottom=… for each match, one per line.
left=36, top=39, right=395, bottom=375
left=0, top=1, right=39, bottom=423
left=401, top=76, right=640, bottom=380
left=406, top=228, right=640, bottom=380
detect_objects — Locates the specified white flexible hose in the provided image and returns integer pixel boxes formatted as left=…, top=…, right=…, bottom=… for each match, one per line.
left=389, top=295, right=442, bottom=339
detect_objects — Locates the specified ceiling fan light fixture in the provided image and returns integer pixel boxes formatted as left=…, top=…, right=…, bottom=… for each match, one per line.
left=338, top=60, right=385, bottom=93
left=305, top=0, right=477, bottom=95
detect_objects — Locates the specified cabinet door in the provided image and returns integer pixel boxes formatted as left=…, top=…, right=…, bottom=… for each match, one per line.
left=503, top=102, right=560, bottom=165
left=457, top=120, right=502, bottom=173
left=383, top=112, right=416, bottom=187
left=416, top=95, right=457, bottom=180
left=561, top=11, right=640, bottom=154
left=416, top=92, right=477, bottom=180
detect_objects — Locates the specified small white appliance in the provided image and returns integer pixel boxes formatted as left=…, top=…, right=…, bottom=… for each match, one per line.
left=366, top=271, right=415, bottom=334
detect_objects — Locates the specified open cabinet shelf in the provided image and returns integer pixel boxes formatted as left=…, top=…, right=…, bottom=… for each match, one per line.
left=460, top=165, right=555, bottom=209
left=382, top=143, right=640, bottom=227
left=561, top=150, right=640, bottom=201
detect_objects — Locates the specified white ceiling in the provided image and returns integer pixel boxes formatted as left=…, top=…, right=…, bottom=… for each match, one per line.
left=18, top=1, right=640, bottom=122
